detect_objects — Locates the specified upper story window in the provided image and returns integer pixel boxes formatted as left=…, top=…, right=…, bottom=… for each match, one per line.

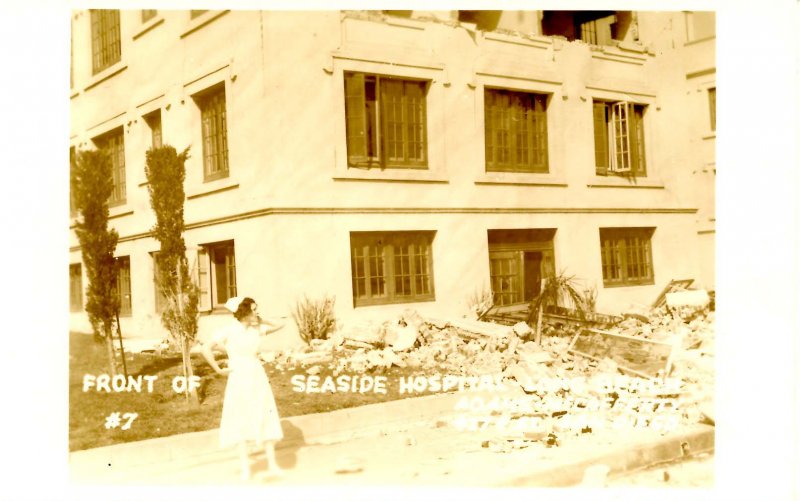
left=93, top=127, right=126, bottom=205
left=599, top=227, right=655, bottom=287
left=344, top=72, right=428, bottom=169
left=484, top=89, right=549, bottom=173
left=542, top=11, right=634, bottom=46
left=708, top=87, right=716, bottom=132
left=144, top=110, right=162, bottom=150
left=141, top=10, right=157, bottom=23
left=195, top=85, right=229, bottom=181
left=593, top=100, right=647, bottom=177
left=90, top=9, right=121, bottom=74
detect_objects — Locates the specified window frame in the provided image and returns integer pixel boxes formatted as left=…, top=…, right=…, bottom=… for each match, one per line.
left=593, top=100, right=647, bottom=177
left=194, top=84, right=230, bottom=182
left=93, top=127, right=127, bottom=206
left=196, top=240, right=237, bottom=312
left=344, top=71, right=429, bottom=170
left=70, top=263, right=83, bottom=312
left=599, top=227, right=655, bottom=287
left=90, top=9, right=121, bottom=75
left=350, top=231, right=436, bottom=307
left=144, top=109, right=163, bottom=150
left=484, top=87, right=550, bottom=174
left=114, top=256, right=132, bottom=316
left=708, top=87, right=716, bottom=132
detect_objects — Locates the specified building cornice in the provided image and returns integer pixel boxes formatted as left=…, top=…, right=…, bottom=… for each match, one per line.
left=69, top=205, right=698, bottom=251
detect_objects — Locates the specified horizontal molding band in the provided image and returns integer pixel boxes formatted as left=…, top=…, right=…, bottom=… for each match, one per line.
left=69, top=206, right=698, bottom=251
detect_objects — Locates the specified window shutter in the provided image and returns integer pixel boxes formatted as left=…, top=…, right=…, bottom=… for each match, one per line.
left=484, top=90, right=495, bottom=170
left=196, top=248, right=211, bottom=312
left=630, top=105, right=646, bottom=176
left=344, top=73, right=368, bottom=166
left=593, top=102, right=609, bottom=175
left=611, top=102, right=632, bottom=173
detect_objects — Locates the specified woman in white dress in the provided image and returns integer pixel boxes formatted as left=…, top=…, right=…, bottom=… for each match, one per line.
left=202, top=296, right=285, bottom=480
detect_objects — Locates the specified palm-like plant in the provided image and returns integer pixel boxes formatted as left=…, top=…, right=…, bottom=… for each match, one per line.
left=527, top=270, right=588, bottom=344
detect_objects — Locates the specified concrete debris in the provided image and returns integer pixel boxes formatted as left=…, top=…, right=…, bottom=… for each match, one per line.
left=264, top=304, right=713, bottom=442
left=512, top=321, right=533, bottom=337
left=665, top=289, right=710, bottom=309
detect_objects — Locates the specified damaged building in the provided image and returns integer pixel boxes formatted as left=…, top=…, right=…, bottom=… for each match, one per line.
left=69, top=10, right=716, bottom=343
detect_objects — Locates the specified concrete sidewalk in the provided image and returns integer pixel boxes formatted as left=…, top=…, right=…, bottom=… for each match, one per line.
left=70, top=391, right=715, bottom=487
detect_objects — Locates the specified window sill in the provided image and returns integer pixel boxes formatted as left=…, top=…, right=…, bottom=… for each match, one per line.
left=201, top=307, right=234, bottom=316
left=587, top=176, right=665, bottom=189
left=186, top=179, right=240, bottom=200
left=85, top=62, right=128, bottom=92
left=354, top=296, right=436, bottom=308
left=334, top=168, right=448, bottom=184
left=475, top=172, right=567, bottom=187
left=109, top=206, right=134, bottom=220
left=180, top=10, right=230, bottom=39
left=603, top=281, right=655, bottom=289
left=133, top=16, right=165, bottom=40
left=70, top=89, right=79, bottom=100
left=702, top=132, right=716, bottom=141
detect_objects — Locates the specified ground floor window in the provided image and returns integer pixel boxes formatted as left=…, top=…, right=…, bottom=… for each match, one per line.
left=70, top=263, right=82, bottom=312
left=599, top=227, right=655, bottom=287
left=350, top=231, right=435, bottom=306
left=197, top=240, right=237, bottom=311
left=152, top=252, right=167, bottom=313
left=488, top=229, right=556, bottom=306
left=114, top=256, right=132, bottom=316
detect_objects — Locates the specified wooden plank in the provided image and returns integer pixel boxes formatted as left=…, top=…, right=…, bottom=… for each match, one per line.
left=568, top=328, right=675, bottom=379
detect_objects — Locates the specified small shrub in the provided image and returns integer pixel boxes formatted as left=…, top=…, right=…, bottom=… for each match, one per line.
left=292, top=295, right=337, bottom=344
left=466, top=286, right=494, bottom=319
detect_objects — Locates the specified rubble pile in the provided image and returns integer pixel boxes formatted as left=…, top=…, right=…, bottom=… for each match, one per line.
left=264, top=296, right=715, bottom=443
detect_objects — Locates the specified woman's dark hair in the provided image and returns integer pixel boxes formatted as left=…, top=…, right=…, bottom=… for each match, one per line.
left=233, top=297, right=256, bottom=321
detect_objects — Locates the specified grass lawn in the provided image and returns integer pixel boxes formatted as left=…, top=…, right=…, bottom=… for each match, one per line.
left=69, top=332, right=440, bottom=452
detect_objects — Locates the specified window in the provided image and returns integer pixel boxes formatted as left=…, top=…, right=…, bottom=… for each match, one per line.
left=152, top=253, right=168, bottom=313
left=197, top=241, right=237, bottom=311
left=541, top=11, right=632, bottom=45
left=90, top=9, right=121, bottom=74
left=593, top=100, right=647, bottom=176
left=708, top=87, right=716, bottom=132
left=70, top=147, right=77, bottom=216
left=488, top=229, right=556, bottom=306
left=484, top=89, right=549, bottom=173
left=344, top=72, right=428, bottom=169
left=196, top=85, right=229, bottom=181
left=350, top=232, right=435, bottom=306
left=599, top=228, right=655, bottom=287
left=114, top=256, right=132, bottom=316
left=142, top=10, right=157, bottom=22
left=94, top=128, right=126, bottom=205
left=144, top=110, right=162, bottom=149
left=70, top=263, right=82, bottom=312
left=190, top=10, right=208, bottom=19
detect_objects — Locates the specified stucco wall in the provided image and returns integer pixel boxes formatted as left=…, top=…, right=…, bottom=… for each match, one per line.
left=70, top=10, right=714, bottom=340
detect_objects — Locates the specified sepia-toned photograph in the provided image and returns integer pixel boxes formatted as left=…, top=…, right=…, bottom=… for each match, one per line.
left=67, top=8, right=721, bottom=490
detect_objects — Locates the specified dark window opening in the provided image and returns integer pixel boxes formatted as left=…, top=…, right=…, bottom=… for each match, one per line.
left=542, top=11, right=633, bottom=45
